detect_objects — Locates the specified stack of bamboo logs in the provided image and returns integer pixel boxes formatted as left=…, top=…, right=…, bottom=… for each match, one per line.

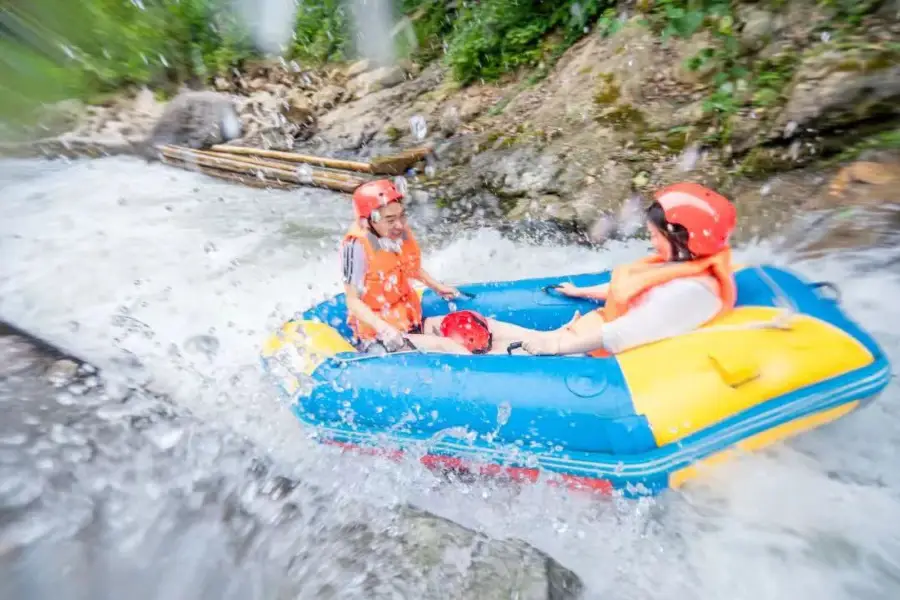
left=158, top=144, right=433, bottom=194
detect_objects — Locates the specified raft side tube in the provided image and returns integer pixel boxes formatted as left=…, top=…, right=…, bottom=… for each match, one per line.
left=303, top=352, right=656, bottom=455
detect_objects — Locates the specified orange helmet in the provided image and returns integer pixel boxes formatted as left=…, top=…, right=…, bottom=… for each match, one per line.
left=654, top=182, right=736, bottom=257
left=440, top=310, right=492, bottom=354
left=352, top=179, right=404, bottom=220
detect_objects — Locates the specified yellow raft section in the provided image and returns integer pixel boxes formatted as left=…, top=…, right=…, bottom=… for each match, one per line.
left=616, top=305, right=874, bottom=487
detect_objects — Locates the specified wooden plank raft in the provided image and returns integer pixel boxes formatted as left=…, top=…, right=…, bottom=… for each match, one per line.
left=157, top=145, right=370, bottom=193
left=208, top=144, right=433, bottom=176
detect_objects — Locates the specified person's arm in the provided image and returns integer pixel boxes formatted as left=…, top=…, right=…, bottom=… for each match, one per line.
left=341, top=240, right=396, bottom=336
left=417, top=266, right=460, bottom=299
left=344, top=285, right=394, bottom=335
left=574, top=279, right=723, bottom=354
left=528, top=278, right=723, bottom=356
left=559, top=282, right=608, bottom=300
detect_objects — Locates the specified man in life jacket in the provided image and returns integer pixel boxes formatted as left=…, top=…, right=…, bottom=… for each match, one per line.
left=341, top=179, right=493, bottom=354
left=485, top=182, right=738, bottom=356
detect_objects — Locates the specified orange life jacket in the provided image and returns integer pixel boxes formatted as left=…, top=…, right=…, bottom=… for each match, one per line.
left=576, top=248, right=736, bottom=357
left=343, top=224, right=424, bottom=342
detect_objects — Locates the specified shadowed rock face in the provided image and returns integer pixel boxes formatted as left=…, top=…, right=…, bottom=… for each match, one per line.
left=0, top=322, right=584, bottom=600
left=145, top=90, right=244, bottom=155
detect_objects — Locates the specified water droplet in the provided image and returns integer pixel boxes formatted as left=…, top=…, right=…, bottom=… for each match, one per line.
left=678, top=144, right=701, bottom=172
left=394, top=176, right=409, bottom=197
left=409, top=115, right=427, bottom=140
left=296, top=165, right=313, bottom=183
left=496, top=402, right=512, bottom=427
left=784, top=121, right=798, bottom=138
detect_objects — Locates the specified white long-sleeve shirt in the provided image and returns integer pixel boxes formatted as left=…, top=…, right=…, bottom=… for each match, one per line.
left=599, top=277, right=724, bottom=354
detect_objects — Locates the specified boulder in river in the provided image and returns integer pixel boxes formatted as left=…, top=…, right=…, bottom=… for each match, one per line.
left=146, top=90, right=243, bottom=153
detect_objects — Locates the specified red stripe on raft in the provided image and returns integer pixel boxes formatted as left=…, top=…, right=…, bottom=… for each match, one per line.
left=321, top=439, right=613, bottom=494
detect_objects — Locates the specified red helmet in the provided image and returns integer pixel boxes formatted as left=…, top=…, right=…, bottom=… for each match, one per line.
left=654, top=182, right=737, bottom=257
left=440, top=310, right=492, bottom=354
left=352, top=179, right=403, bottom=220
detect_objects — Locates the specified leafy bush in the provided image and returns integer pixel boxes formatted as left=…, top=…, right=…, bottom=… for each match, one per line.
left=293, top=0, right=350, bottom=63
left=444, top=0, right=608, bottom=84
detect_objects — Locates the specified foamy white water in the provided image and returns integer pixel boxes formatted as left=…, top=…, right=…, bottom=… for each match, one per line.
left=1, top=156, right=899, bottom=599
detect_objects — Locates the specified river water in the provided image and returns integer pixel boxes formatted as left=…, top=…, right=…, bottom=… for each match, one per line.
left=1, top=155, right=898, bottom=599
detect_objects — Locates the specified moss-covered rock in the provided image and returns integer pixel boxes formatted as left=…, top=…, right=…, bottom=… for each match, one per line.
left=593, top=72, right=621, bottom=105
left=594, top=104, right=648, bottom=132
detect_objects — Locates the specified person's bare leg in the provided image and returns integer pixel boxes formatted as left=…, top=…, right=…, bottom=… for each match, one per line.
left=422, top=316, right=444, bottom=335
left=404, top=333, right=471, bottom=354
left=480, top=318, right=549, bottom=354
left=483, top=313, right=585, bottom=354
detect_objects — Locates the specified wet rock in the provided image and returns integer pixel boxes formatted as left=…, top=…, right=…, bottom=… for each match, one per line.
left=472, top=147, right=564, bottom=198
left=439, top=105, right=462, bottom=136
left=459, top=95, right=487, bottom=123
left=285, top=89, right=318, bottom=138
left=387, top=505, right=584, bottom=599
left=307, top=63, right=445, bottom=153
left=231, top=87, right=318, bottom=150
left=673, top=31, right=719, bottom=85
left=46, top=360, right=79, bottom=387
left=346, top=59, right=374, bottom=79
left=0, top=336, right=43, bottom=377
left=348, top=65, right=409, bottom=99
left=772, top=46, right=900, bottom=138
left=737, top=6, right=782, bottom=52
left=828, top=159, right=900, bottom=197
left=312, top=84, right=345, bottom=112
left=213, top=76, right=233, bottom=92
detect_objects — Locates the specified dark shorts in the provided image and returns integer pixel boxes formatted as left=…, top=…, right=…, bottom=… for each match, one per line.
left=357, top=322, right=423, bottom=355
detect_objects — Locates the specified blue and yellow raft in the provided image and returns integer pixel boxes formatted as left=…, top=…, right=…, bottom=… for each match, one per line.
left=261, top=265, right=892, bottom=496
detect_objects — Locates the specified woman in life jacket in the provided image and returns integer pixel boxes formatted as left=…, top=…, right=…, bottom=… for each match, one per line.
left=483, top=182, right=739, bottom=356
left=341, top=179, right=493, bottom=355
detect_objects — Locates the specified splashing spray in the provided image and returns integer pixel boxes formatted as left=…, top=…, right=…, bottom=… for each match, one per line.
left=230, top=0, right=300, bottom=56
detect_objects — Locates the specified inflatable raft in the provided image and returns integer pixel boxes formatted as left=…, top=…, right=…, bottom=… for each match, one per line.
left=261, top=264, right=892, bottom=496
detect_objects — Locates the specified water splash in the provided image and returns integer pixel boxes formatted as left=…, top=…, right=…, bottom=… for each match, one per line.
left=1, top=157, right=899, bottom=598
left=349, top=0, right=397, bottom=66
left=231, top=0, right=300, bottom=56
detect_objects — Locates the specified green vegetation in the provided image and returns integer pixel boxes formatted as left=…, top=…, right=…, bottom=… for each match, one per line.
left=2, top=0, right=259, bottom=120
left=1, top=0, right=888, bottom=133
left=440, top=0, right=606, bottom=84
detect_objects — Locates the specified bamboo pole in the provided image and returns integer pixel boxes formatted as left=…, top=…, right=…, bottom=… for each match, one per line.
left=160, top=156, right=299, bottom=190
left=208, top=144, right=375, bottom=173
left=158, top=146, right=365, bottom=193
left=197, top=149, right=366, bottom=183
left=208, top=143, right=433, bottom=175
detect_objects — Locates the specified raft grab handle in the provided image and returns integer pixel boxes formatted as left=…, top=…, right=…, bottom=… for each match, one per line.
left=810, top=281, right=841, bottom=304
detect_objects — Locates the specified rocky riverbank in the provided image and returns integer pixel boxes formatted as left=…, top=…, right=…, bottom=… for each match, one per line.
left=2, top=0, right=898, bottom=238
